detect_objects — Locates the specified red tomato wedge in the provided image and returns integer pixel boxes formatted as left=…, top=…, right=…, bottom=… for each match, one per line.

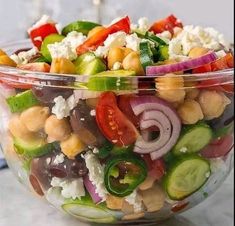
left=96, top=92, right=138, bottom=146
left=149, top=14, right=183, bottom=35
left=143, top=155, right=165, bottom=180
left=118, top=95, right=140, bottom=128
left=201, top=135, right=234, bottom=158
left=18, top=62, right=50, bottom=72
left=29, top=23, right=58, bottom=49
left=76, top=16, right=131, bottom=55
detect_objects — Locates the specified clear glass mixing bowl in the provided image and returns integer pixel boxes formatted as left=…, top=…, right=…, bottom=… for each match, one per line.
left=0, top=40, right=234, bottom=225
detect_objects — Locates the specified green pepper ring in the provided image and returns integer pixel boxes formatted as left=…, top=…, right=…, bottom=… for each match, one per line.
left=104, top=153, right=147, bottom=197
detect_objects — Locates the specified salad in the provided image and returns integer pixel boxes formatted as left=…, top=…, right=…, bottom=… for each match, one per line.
left=0, top=14, right=234, bottom=223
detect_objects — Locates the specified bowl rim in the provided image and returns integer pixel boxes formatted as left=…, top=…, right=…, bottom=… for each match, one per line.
left=0, top=39, right=234, bottom=91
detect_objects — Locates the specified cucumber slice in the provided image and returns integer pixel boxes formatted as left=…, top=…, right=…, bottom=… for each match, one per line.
left=62, top=196, right=117, bottom=223
left=6, top=90, right=39, bottom=113
left=40, top=34, right=65, bottom=62
left=172, top=122, right=213, bottom=155
left=157, top=45, right=169, bottom=61
left=14, top=137, right=56, bottom=158
left=164, top=155, right=211, bottom=200
left=74, top=52, right=106, bottom=75
left=87, top=70, right=136, bottom=91
left=62, top=21, right=100, bottom=36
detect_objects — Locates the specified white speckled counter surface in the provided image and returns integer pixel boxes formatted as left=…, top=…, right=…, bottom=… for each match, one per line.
left=0, top=169, right=233, bottom=226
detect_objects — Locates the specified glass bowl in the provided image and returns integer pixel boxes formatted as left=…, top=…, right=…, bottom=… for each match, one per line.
left=0, top=40, right=234, bottom=225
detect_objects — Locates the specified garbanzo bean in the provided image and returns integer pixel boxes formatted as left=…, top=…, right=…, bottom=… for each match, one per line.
left=8, top=115, right=36, bottom=140
left=60, top=133, right=85, bottom=159
left=88, top=26, right=106, bottom=38
left=107, top=47, right=133, bottom=69
left=106, top=195, right=124, bottom=210
left=122, top=51, right=145, bottom=75
left=45, top=115, right=71, bottom=141
left=50, top=58, right=76, bottom=74
left=20, top=106, right=50, bottom=132
left=177, top=99, right=204, bottom=124
left=198, top=90, right=231, bottom=120
left=188, top=47, right=209, bottom=58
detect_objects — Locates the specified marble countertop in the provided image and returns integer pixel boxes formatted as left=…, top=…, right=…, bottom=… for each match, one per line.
left=0, top=169, right=234, bottom=226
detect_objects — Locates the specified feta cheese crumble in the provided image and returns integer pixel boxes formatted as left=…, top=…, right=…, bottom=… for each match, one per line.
left=84, top=151, right=108, bottom=200
left=90, top=109, right=96, bottom=116
left=10, top=47, right=38, bottom=65
left=53, top=153, right=65, bottom=165
left=169, top=25, right=229, bottom=60
left=126, top=33, right=141, bottom=51
left=138, top=17, right=150, bottom=33
left=50, top=177, right=85, bottom=200
left=52, top=94, right=79, bottom=119
left=28, top=15, right=55, bottom=33
left=48, top=31, right=86, bottom=61
left=125, top=190, right=143, bottom=213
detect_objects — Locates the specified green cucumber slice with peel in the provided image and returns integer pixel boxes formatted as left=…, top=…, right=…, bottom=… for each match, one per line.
left=87, top=70, right=136, bottom=91
left=14, top=137, right=56, bottom=158
left=139, top=41, right=154, bottom=69
left=172, top=122, right=213, bottom=155
left=6, top=90, right=39, bottom=113
left=40, top=34, right=65, bottom=62
left=62, top=21, right=100, bottom=36
left=164, top=155, right=211, bottom=200
left=74, top=52, right=106, bottom=75
left=62, top=195, right=118, bottom=223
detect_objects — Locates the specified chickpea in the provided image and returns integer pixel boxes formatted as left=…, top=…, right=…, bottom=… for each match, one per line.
left=106, top=195, right=124, bottom=210
left=50, top=58, right=76, bottom=74
left=0, top=55, right=17, bottom=67
left=20, top=106, right=50, bottom=132
left=88, top=26, right=106, bottom=38
left=8, top=115, right=36, bottom=140
left=107, top=47, right=133, bottom=69
left=198, top=90, right=231, bottom=120
left=139, top=174, right=156, bottom=191
left=60, top=133, right=85, bottom=159
left=177, top=99, right=204, bottom=124
left=185, top=88, right=200, bottom=100
left=123, top=51, right=145, bottom=75
left=45, top=115, right=71, bottom=141
left=188, top=47, right=209, bottom=58
left=156, top=74, right=186, bottom=103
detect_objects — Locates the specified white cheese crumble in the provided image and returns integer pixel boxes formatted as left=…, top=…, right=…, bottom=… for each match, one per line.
left=84, top=151, right=108, bottom=200
left=216, top=50, right=227, bottom=58
left=125, top=190, right=143, bottom=213
left=90, top=109, right=96, bottom=116
left=10, top=47, right=38, bottom=65
left=112, top=62, right=122, bottom=70
left=205, top=172, right=211, bottom=178
left=48, top=31, right=86, bottom=61
left=126, top=33, right=141, bottom=51
left=138, top=17, right=150, bottom=33
left=169, top=25, right=229, bottom=60
left=83, top=54, right=96, bottom=62
left=52, top=94, right=79, bottom=119
left=53, top=153, right=65, bottom=165
left=93, top=147, right=99, bottom=154
left=50, top=177, right=85, bottom=200
left=179, top=147, right=188, bottom=153
left=28, top=15, right=55, bottom=33
left=157, top=30, right=172, bottom=43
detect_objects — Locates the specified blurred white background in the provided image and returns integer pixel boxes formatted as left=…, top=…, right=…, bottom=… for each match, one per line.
left=0, top=0, right=234, bottom=43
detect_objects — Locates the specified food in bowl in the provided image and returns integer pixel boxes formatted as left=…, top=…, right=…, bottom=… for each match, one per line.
left=0, top=14, right=234, bottom=224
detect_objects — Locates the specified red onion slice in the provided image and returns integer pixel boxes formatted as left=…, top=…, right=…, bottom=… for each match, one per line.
left=130, top=96, right=181, bottom=160
left=83, top=175, right=102, bottom=204
left=146, top=52, right=217, bottom=75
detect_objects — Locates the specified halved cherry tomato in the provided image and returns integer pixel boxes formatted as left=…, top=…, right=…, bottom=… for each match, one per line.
left=96, top=92, right=138, bottom=146
left=29, top=23, right=58, bottom=49
left=211, top=57, right=229, bottom=71
left=192, top=63, right=212, bottom=74
left=149, top=14, right=183, bottom=35
left=200, top=135, right=234, bottom=158
left=224, top=53, right=234, bottom=68
left=76, top=16, right=131, bottom=55
left=118, top=95, right=140, bottom=128
left=143, top=155, right=165, bottom=180
left=18, top=62, right=50, bottom=72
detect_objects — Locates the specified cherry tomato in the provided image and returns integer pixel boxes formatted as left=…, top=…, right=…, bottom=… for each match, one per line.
left=118, top=95, right=140, bottom=128
left=149, top=14, right=183, bottom=35
left=29, top=23, right=58, bottom=49
left=76, top=16, right=131, bottom=55
left=211, top=57, right=229, bottom=71
left=192, top=63, right=212, bottom=74
left=201, top=135, right=234, bottom=158
left=143, top=155, right=165, bottom=180
left=224, top=53, right=234, bottom=68
left=96, top=92, right=138, bottom=147
left=18, top=62, right=50, bottom=72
